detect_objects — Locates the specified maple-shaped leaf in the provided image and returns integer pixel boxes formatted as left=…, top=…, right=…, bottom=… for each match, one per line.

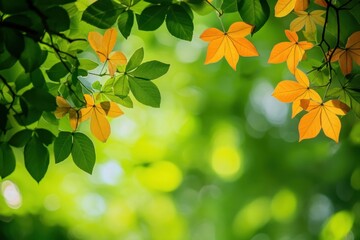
left=330, top=31, right=360, bottom=75
left=298, top=99, right=350, bottom=142
left=54, top=96, right=79, bottom=130
left=290, top=10, right=325, bottom=34
left=80, top=94, right=123, bottom=142
left=88, top=28, right=127, bottom=76
left=273, top=69, right=321, bottom=117
left=275, top=0, right=309, bottom=18
left=200, top=22, right=259, bottom=70
left=268, top=30, right=313, bottom=74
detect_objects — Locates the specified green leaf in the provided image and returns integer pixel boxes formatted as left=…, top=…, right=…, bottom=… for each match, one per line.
left=72, top=132, right=96, bottom=174
left=128, top=76, right=161, bottom=107
left=237, top=0, right=269, bottom=34
left=102, top=77, right=115, bottom=93
left=34, top=0, right=76, bottom=9
left=105, top=94, right=133, bottom=108
left=9, top=129, right=33, bottom=147
left=81, top=0, right=124, bottom=29
left=22, top=88, right=57, bottom=112
left=0, top=105, right=8, bottom=132
left=92, top=81, right=102, bottom=91
left=118, top=10, right=134, bottom=39
left=186, top=0, right=213, bottom=15
left=24, top=136, right=49, bottom=182
left=30, top=69, right=46, bottom=88
left=0, top=143, right=16, bottom=178
left=45, top=6, right=70, bottom=32
left=222, top=0, right=237, bottom=13
left=0, top=0, right=28, bottom=14
left=131, top=60, right=169, bottom=80
left=136, top=5, right=168, bottom=31
left=15, top=72, right=31, bottom=91
left=0, top=49, right=17, bottom=70
left=79, top=59, right=98, bottom=70
left=35, top=128, right=55, bottom=146
left=3, top=28, right=25, bottom=58
left=46, top=62, right=71, bottom=82
left=19, top=37, right=46, bottom=73
left=54, top=131, right=73, bottom=163
left=114, top=75, right=130, bottom=97
left=14, top=99, right=43, bottom=126
left=126, top=48, right=144, bottom=72
left=165, top=4, right=194, bottom=41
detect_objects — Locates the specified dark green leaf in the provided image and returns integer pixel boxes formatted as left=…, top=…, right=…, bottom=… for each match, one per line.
left=128, top=76, right=161, bottom=107
left=35, top=128, right=55, bottom=146
left=82, top=0, right=124, bottom=29
left=45, top=6, right=70, bottom=32
left=24, top=136, right=49, bottom=182
left=118, top=10, right=134, bottom=39
left=114, top=75, right=130, bottom=97
left=131, top=60, right=170, bottom=80
left=126, top=48, right=144, bottom=72
left=0, top=0, right=28, bottom=14
left=14, top=99, right=43, bottom=126
left=54, top=131, right=73, bottom=163
left=136, top=5, right=168, bottom=31
left=72, top=132, right=96, bottom=174
left=15, top=72, right=31, bottom=91
left=19, top=37, right=46, bottom=72
left=22, top=88, right=56, bottom=112
left=0, top=49, right=16, bottom=70
left=3, top=29, right=25, bottom=58
left=9, top=129, right=33, bottom=147
left=30, top=69, right=46, bottom=88
left=0, top=143, right=16, bottom=178
left=222, top=0, right=237, bottom=13
left=34, top=0, right=76, bottom=9
left=237, top=0, right=269, bottom=33
left=46, top=62, right=71, bottom=82
left=0, top=104, right=8, bottom=132
left=165, top=4, right=194, bottom=41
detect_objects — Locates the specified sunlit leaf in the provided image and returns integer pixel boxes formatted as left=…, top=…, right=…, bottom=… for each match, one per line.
left=88, top=28, right=127, bottom=76
left=200, top=22, right=259, bottom=70
left=290, top=10, right=325, bottom=34
left=268, top=30, right=313, bottom=74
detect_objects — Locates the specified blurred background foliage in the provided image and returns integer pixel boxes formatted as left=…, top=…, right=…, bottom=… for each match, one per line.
left=1, top=0, right=360, bottom=239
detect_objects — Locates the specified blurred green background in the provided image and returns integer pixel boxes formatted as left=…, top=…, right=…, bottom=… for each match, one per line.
left=1, top=1, right=360, bottom=239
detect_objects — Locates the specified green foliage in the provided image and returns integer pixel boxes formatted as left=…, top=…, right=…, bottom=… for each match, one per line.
left=71, top=132, right=95, bottom=174
left=54, top=131, right=73, bottom=163
left=237, top=0, right=270, bottom=33
left=24, top=136, right=49, bottom=182
left=0, top=142, right=15, bottom=178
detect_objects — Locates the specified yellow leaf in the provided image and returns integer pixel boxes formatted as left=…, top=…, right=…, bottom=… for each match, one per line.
left=88, top=28, right=127, bottom=76
left=290, top=10, right=325, bottom=34
left=298, top=99, right=350, bottom=142
left=268, top=30, right=313, bottom=73
left=330, top=31, right=360, bottom=75
left=275, top=0, right=308, bottom=17
left=80, top=94, right=123, bottom=142
left=272, top=69, right=321, bottom=117
left=200, top=22, right=259, bottom=70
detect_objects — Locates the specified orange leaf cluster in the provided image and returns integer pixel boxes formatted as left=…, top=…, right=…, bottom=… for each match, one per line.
left=88, top=28, right=127, bottom=76
left=200, top=22, right=259, bottom=70
left=299, top=99, right=350, bottom=142
left=330, top=31, right=360, bottom=75
left=80, top=94, right=123, bottom=142
left=273, top=69, right=321, bottom=118
left=55, top=95, right=124, bottom=142
left=275, top=0, right=309, bottom=17
left=268, top=30, right=313, bottom=74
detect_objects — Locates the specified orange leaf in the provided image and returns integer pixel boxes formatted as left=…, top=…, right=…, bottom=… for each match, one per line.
left=329, top=31, right=360, bottom=75
left=88, top=28, right=127, bottom=76
left=298, top=99, right=349, bottom=142
left=55, top=96, right=80, bottom=130
left=268, top=30, right=313, bottom=73
left=315, top=0, right=327, bottom=7
left=275, top=0, right=308, bottom=17
left=273, top=69, right=321, bottom=117
left=79, top=94, right=123, bottom=142
left=200, top=22, right=259, bottom=70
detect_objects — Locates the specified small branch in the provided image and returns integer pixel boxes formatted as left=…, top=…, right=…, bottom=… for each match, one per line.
left=205, top=0, right=223, bottom=17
